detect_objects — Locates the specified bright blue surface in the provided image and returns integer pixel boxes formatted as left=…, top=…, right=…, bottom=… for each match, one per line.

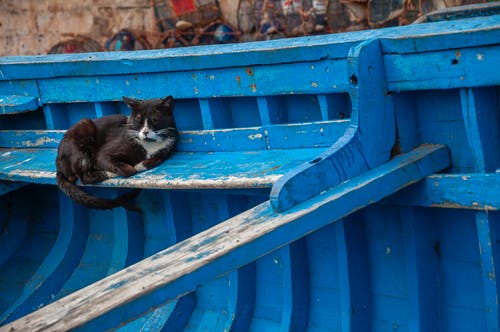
left=0, top=9, right=499, bottom=332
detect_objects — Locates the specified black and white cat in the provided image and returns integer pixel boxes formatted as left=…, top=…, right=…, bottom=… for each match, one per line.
left=56, top=95, right=178, bottom=209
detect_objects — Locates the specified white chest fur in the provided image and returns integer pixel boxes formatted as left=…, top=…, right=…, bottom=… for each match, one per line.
left=139, top=137, right=176, bottom=158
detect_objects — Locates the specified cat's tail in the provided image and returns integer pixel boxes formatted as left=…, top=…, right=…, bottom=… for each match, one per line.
left=56, top=172, right=140, bottom=210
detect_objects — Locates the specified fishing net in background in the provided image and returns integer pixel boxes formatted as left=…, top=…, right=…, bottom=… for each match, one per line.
left=151, top=0, right=490, bottom=46
left=104, top=29, right=153, bottom=51
left=47, top=0, right=490, bottom=54
left=154, top=0, right=240, bottom=47
left=237, top=0, right=490, bottom=41
left=48, top=34, right=103, bottom=54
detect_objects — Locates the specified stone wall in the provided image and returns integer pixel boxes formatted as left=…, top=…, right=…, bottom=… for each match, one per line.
left=0, top=0, right=158, bottom=56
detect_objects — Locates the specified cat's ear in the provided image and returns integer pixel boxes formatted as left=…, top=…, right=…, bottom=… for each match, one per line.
left=161, top=95, right=174, bottom=109
left=123, top=96, right=140, bottom=109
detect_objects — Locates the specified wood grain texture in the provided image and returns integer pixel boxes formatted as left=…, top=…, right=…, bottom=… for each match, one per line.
left=0, top=120, right=349, bottom=150
left=271, top=38, right=394, bottom=212
left=384, top=173, right=500, bottom=210
left=1, top=144, right=450, bottom=332
left=0, top=95, right=40, bottom=114
left=0, top=147, right=327, bottom=189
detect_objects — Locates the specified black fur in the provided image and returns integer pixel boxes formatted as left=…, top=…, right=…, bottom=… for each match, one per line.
left=55, top=96, right=178, bottom=209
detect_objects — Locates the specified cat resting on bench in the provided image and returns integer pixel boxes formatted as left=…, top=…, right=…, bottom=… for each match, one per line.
left=56, top=95, right=178, bottom=209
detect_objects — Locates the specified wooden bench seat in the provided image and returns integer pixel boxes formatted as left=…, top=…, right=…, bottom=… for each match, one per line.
left=0, top=146, right=326, bottom=189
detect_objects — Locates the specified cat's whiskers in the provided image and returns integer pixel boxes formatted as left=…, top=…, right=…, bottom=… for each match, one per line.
left=156, top=127, right=177, bottom=137
left=126, top=130, right=141, bottom=142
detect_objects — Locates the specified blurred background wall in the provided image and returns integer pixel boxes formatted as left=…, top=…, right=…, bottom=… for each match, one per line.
left=0, top=0, right=490, bottom=56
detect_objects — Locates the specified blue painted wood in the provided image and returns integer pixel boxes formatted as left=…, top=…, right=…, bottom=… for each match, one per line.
left=0, top=147, right=329, bottom=189
left=0, top=95, right=40, bottom=114
left=0, top=119, right=349, bottom=151
left=271, top=38, right=394, bottom=212
left=280, top=240, right=310, bottom=331
left=50, top=191, right=136, bottom=304
left=305, top=223, right=343, bottom=331
left=0, top=194, right=30, bottom=268
left=431, top=208, right=489, bottom=331
left=1, top=144, right=450, bottom=331
left=42, top=104, right=69, bottom=130
left=460, top=87, right=499, bottom=332
left=0, top=181, right=27, bottom=195
left=0, top=81, right=39, bottom=111
left=384, top=173, right=500, bottom=210
left=400, top=207, right=439, bottom=332
left=93, top=102, right=117, bottom=118
left=0, top=193, right=89, bottom=324
left=385, top=45, right=500, bottom=91
left=0, top=131, right=62, bottom=148
left=35, top=60, right=348, bottom=103
left=336, top=214, right=371, bottom=332
left=0, top=12, right=499, bottom=331
left=0, top=187, right=60, bottom=322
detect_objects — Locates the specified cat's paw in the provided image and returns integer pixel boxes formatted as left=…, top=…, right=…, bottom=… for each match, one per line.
left=134, top=162, right=147, bottom=172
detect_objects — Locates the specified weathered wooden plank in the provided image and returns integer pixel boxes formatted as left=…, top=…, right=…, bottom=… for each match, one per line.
left=0, top=120, right=349, bottom=151
left=0, top=194, right=88, bottom=324
left=42, top=104, right=69, bottom=130
left=0, top=148, right=327, bottom=189
left=385, top=173, right=500, bottom=210
left=1, top=144, right=450, bottom=332
left=335, top=215, right=371, bottom=331
left=0, top=95, right=40, bottom=114
left=460, top=86, right=499, bottom=332
left=0, top=199, right=30, bottom=268
left=385, top=45, right=500, bottom=91
left=271, top=38, right=395, bottom=212
left=0, top=81, right=40, bottom=106
left=280, top=240, right=310, bottom=331
left=265, top=120, right=350, bottom=149
left=93, top=191, right=194, bottom=331
left=0, top=130, right=62, bottom=148
left=37, top=60, right=348, bottom=103
left=400, top=207, right=438, bottom=332
left=33, top=41, right=500, bottom=105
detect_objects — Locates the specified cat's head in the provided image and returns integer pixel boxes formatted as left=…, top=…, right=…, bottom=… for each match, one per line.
left=123, top=95, right=176, bottom=142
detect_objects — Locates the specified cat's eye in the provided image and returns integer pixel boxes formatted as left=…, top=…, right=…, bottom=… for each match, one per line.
left=134, top=114, right=142, bottom=122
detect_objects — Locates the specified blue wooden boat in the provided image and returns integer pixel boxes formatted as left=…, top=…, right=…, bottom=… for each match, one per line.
left=0, top=5, right=499, bottom=331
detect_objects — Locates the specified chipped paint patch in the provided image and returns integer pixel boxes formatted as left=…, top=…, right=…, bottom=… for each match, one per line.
left=3, top=157, right=33, bottom=169
left=7, top=169, right=56, bottom=179
left=248, top=133, right=263, bottom=140
left=103, top=174, right=282, bottom=189
left=22, top=136, right=59, bottom=147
